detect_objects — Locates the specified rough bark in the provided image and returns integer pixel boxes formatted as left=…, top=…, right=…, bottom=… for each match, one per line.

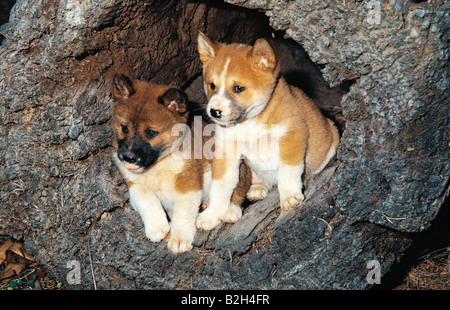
left=0, top=0, right=448, bottom=289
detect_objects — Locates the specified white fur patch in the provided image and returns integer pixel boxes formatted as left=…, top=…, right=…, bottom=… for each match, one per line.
left=215, top=119, right=285, bottom=172
left=278, top=163, right=305, bottom=210
left=206, top=57, right=233, bottom=122
left=128, top=184, right=170, bottom=242
left=168, top=190, right=202, bottom=253
left=278, top=163, right=304, bottom=202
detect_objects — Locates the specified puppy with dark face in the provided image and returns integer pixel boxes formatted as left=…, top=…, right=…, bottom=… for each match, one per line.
left=111, top=73, right=250, bottom=253
left=113, top=76, right=188, bottom=173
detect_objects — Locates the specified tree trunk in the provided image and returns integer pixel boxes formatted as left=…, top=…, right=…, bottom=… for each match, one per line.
left=0, top=0, right=448, bottom=289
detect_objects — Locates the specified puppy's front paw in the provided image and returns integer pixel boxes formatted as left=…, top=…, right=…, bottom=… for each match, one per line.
left=168, top=235, right=193, bottom=254
left=168, top=224, right=195, bottom=254
left=220, top=203, right=242, bottom=223
left=247, top=184, right=268, bottom=201
left=280, top=193, right=304, bottom=210
left=196, top=211, right=221, bottom=231
left=145, top=221, right=170, bottom=242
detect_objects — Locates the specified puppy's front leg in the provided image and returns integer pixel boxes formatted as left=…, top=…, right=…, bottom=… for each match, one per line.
left=196, top=158, right=241, bottom=230
left=168, top=190, right=202, bottom=253
left=129, top=184, right=170, bottom=242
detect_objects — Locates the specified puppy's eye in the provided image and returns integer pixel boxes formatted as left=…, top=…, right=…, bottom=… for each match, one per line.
left=233, top=85, right=245, bottom=93
left=209, top=83, right=215, bottom=91
left=121, top=125, right=128, bottom=134
left=145, top=128, right=158, bottom=139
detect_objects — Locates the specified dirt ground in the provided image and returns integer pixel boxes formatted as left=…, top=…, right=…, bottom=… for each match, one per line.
left=1, top=227, right=448, bottom=290
left=394, top=251, right=449, bottom=290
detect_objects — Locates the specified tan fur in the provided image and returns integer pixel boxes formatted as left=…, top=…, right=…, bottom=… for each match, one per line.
left=257, top=79, right=338, bottom=173
left=231, top=161, right=252, bottom=207
left=196, top=33, right=339, bottom=230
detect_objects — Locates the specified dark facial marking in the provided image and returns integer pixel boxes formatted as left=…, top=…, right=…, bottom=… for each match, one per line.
left=117, top=137, right=163, bottom=170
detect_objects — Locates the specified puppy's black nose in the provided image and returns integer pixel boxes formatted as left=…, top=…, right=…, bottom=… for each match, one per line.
left=123, top=153, right=137, bottom=164
left=210, top=108, right=222, bottom=119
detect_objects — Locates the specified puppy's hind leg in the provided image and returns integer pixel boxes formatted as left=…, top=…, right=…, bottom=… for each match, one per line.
left=247, top=170, right=269, bottom=202
left=223, top=161, right=252, bottom=223
left=278, top=163, right=305, bottom=211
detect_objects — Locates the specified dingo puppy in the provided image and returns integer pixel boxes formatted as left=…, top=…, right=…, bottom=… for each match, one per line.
left=111, top=73, right=251, bottom=252
left=196, top=33, right=339, bottom=230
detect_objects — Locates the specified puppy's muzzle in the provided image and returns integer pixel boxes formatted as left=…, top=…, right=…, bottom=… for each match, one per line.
left=117, top=139, right=161, bottom=171
left=118, top=150, right=142, bottom=170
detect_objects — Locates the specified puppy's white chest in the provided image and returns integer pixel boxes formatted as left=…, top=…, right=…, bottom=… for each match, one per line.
left=216, top=121, right=284, bottom=172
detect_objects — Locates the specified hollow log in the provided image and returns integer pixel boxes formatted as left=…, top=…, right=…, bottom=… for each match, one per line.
left=0, top=0, right=448, bottom=289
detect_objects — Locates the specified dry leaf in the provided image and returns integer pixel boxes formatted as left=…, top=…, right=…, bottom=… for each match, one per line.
left=9, top=243, right=34, bottom=261
left=0, top=237, right=36, bottom=286
left=0, top=238, right=13, bottom=265
left=0, top=261, right=26, bottom=283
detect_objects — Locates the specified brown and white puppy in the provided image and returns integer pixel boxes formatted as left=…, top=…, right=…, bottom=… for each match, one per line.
left=111, top=73, right=250, bottom=253
left=196, top=33, right=339, bottom=230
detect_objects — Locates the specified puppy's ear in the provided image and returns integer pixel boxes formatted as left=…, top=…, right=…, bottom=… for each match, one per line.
left=251, top=39, right=277, bottom=72
left=113, top=73, right=135, bottom=99
left=198, top=31, right=217, bottom=63
left=159, top=88, right=188, bottom=115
